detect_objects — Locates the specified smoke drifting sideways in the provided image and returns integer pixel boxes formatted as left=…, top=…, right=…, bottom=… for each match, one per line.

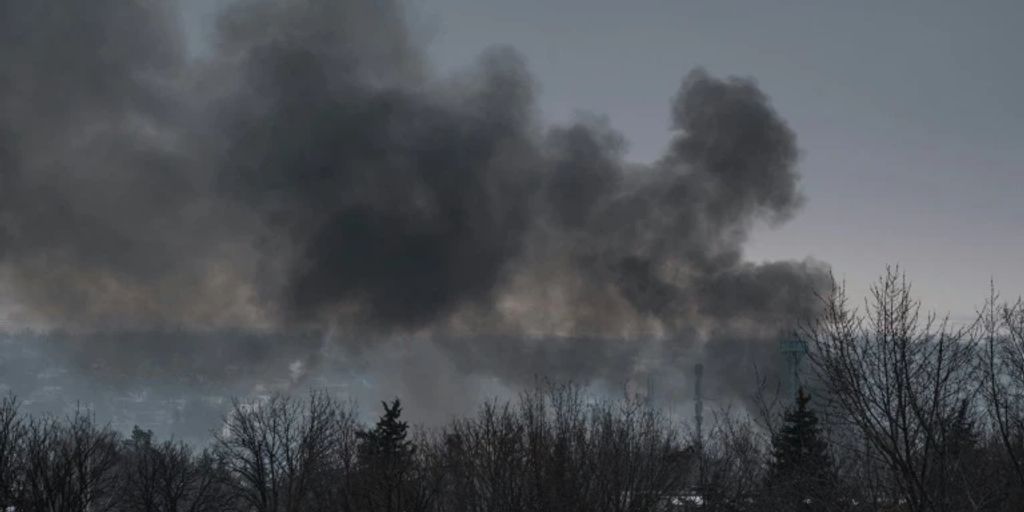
left=0, top=0, right=829, bottom=435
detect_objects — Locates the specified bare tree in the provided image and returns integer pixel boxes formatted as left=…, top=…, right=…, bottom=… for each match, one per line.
left=20, top=408, right=121, bottom=512
left=0, top=395, right=25, bottom=510
left=435, top=383, right=691, bottom=512
left=695, top=407, right=766, bottom=512
left=804, top=268, right=979, bottom=512
left=977, top=287, right=1024, bottom=508
left=436, top=400, right=529, bottom=512
left=120, top=426, right=235, bottom=512
left=215, top=391, right=355, bottom=512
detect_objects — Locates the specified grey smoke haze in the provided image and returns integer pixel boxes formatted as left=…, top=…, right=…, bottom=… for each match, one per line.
left=0, top=0, right=827, bottom=435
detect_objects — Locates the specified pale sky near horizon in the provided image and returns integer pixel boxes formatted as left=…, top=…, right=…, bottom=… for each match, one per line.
left=182, top=0, right=1024, bottom=322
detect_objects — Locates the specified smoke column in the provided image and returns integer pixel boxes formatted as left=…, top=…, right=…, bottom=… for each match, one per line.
left=0, top=0, right=829, bottom=434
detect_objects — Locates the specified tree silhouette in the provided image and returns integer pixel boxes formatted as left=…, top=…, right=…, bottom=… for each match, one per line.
left=357, top=399, right=415, bottom=462
left=764, top=388, right=838, bottom=511
left=355, top=398, right=424, bottom=512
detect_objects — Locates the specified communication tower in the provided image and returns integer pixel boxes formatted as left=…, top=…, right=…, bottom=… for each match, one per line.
left=780, top=337, right=809, bottom=399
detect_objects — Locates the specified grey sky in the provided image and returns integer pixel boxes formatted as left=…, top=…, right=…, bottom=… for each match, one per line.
left=177, top=0, right=1024, bottom=320
left=0, top=0, right=1015, bottom=437
left=406, top=0, right=1024, bottom=320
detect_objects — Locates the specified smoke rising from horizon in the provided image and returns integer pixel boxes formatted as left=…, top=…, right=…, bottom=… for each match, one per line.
left=0, top=0, right=828, bottom=433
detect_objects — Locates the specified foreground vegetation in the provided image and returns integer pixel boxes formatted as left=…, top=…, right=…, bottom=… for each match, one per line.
left=1, top=267, right=1024, bottom=512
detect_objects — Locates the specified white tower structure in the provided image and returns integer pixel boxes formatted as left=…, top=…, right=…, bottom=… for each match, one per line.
left=780, top=337, right=809, bottom=399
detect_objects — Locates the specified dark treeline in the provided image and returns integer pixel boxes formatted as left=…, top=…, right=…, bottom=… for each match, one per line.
left=2, top=267, right=1024, bottom=512
left=0, top=387, right=694, bottom=512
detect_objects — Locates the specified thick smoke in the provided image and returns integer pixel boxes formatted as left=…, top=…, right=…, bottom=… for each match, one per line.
left=0, top=0, right=828, bottom=432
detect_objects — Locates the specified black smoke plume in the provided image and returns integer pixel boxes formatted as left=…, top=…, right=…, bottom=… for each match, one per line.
left=0, top=0, right=828, bottom=434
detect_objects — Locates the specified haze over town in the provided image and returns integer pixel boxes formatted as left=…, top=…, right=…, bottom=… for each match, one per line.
left=2, top=1, right=1024, bottom=511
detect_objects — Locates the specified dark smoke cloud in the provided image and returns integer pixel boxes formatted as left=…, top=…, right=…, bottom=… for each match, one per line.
left=0, top=0, right=262, bottom=331
left=0, top=0, right=828, bottom=433
left=216, top=37, right=542, bottom=327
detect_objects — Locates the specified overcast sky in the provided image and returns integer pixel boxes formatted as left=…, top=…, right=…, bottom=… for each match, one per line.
left=0, top=0, right=1002, bottom=436
left=392, top=0, right=1023, bottom=321
left=177, top=0, right=1024, bottom=320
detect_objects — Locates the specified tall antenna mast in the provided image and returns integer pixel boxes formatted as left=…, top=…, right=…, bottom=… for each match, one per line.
left=694, top=363, right=703, bottom=449
left=780, top=336, right=808, bottom=399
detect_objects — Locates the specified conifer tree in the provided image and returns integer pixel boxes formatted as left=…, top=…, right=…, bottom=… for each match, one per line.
left=355, top=398, right=420, bottom=512
left=358, top=399, right=415, bottom=462
left=764, top=388, right=838, bottom=511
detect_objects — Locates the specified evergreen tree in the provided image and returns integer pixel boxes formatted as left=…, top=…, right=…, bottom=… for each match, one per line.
left=129, top=425, right=154, bottom=447
left=355, top=399, right=423, bottom=512
left=357, top=399, right=415, bottom=462
left=764, top=388, right=839, bottom=511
